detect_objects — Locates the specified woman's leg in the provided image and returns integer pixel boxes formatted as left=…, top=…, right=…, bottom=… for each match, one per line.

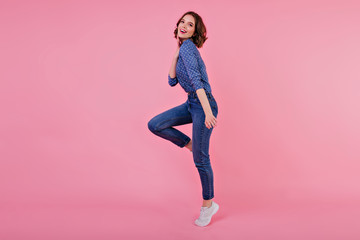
left=148, top=101, right=192, bottom=148
left=190, top=98, right=218, bottom=204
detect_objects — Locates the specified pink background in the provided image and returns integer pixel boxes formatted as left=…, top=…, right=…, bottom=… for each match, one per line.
left=1, top=0, right=360, bottom=239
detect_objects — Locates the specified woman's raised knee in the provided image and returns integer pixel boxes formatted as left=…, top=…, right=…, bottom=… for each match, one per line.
left=148, top=118, right=159, bottom=133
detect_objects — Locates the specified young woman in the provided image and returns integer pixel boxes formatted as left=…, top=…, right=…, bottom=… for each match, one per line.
left=147, top=11, right=219, bottom=227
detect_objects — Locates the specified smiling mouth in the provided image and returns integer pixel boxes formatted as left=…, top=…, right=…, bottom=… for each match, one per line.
left=180, top=29, right=187, bottom=34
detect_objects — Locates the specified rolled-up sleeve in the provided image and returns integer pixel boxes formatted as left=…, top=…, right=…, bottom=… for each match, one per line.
left=168, top=74, right=178, bottom=86
left=180, top=42, right=204, bottom=91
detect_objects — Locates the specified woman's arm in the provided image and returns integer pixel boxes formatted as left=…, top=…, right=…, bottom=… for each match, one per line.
left=168, top=55, right=178, bottom=79
left=196, top=88, right=217, bottom=129
left=196, top=88, right=212, bottom=115
left=168, top=55, right=179, bottom=86
left=168, top=37, right=182, bottom=86
left=169, top=36, right=181, bottom=78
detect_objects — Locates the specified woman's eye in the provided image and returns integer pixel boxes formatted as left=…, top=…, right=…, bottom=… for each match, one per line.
left=180, top=20, right=192, bottom=27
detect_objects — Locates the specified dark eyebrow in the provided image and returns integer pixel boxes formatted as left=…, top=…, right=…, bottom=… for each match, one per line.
left=181, top=18, right=194, bottom=25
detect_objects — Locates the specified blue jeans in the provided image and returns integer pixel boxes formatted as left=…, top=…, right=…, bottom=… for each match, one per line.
left=148, top=91, right=219, bottom=200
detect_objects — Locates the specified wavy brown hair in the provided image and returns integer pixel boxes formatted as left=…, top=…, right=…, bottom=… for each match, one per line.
left=173, top=11, right=208, bottom=48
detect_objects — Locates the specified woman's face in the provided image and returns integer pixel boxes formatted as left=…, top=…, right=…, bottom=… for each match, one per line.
left=177, top=14, right=196, bottom=40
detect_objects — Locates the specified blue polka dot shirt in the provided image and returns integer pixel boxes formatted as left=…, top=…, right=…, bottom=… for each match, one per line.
left=168, top=38, right=212, bottom=93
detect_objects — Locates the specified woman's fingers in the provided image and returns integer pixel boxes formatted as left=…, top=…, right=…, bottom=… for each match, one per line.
left=212, top=117, right=217, bottom=127
left=205, top=118, right=217, bottom=129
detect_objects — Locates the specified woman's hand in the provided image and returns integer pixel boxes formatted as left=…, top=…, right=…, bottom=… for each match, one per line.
left=177, top=34, right=183, bottom=48
left=174, top=35, right=182, bottom=58
left=205, top=112, right=217, bottom=129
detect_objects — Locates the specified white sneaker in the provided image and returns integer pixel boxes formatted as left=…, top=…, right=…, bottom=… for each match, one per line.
left=194, top=201, right=219, bottom=227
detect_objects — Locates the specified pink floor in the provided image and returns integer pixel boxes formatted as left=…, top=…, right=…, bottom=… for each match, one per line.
left=1, top=197, right=359, bottom=240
